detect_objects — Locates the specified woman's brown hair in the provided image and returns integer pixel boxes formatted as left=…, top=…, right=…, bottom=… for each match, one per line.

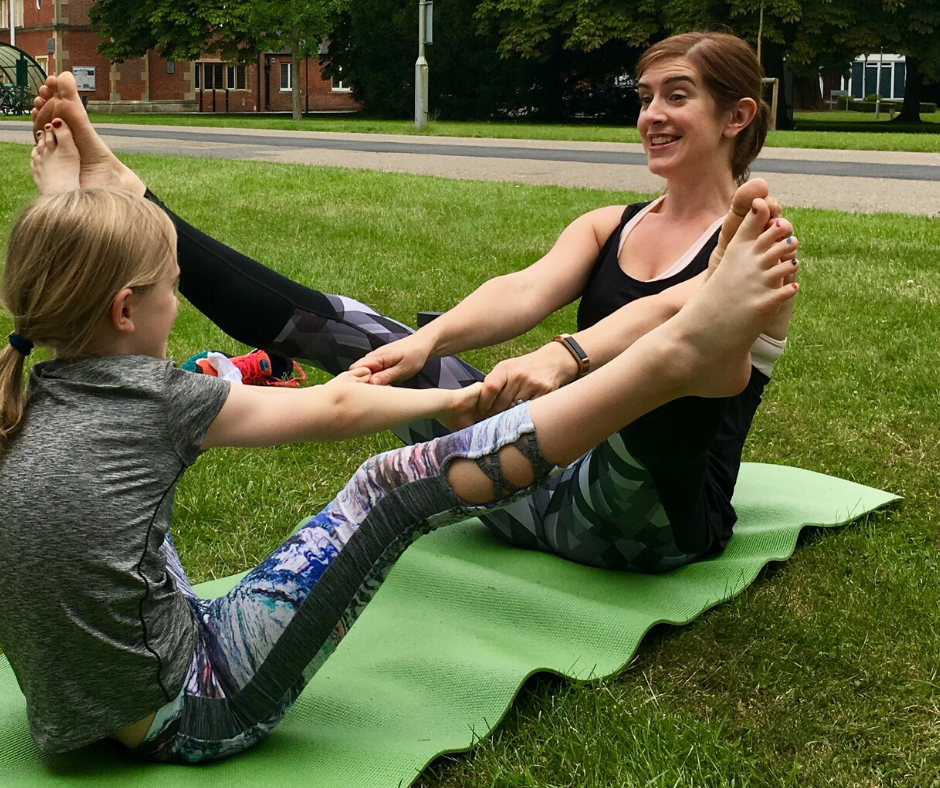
left=637, top=31, right=771, bottom=184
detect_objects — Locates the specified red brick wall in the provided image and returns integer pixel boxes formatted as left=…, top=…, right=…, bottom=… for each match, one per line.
left=61, top=0, right=94, bottom=27
left=60, top=29, right=112, bottom=101
left=148, top=52, right=193, bottom=101
left=114, top=58, right=146, bottom=101
left=3, top=6, right=359, bottom=113
left=262, top=55, right=358, bottom=113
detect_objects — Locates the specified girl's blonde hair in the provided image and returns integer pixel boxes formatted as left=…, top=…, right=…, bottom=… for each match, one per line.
left=637, top=31, right=770, bottom=185
left=0, top=187, right=177, bottom=454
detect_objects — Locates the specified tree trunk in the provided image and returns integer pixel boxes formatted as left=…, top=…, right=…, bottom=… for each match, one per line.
left=894, top=55, right=922, bottom=124
left=291, top=34, right=303, bottom=122
left=761, top=42, right=794, bottom=130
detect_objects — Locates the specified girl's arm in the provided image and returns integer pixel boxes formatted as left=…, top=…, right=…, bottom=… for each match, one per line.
left=201, top=372, right=483, bottom=449
left=353, top=205, right=627, bottom=385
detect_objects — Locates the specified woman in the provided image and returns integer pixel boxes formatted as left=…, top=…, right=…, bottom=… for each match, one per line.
left=31, top=31, right=797, bottom=576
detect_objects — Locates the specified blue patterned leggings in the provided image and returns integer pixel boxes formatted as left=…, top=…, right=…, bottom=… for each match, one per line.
left=135, top=406, right=553, bottom=763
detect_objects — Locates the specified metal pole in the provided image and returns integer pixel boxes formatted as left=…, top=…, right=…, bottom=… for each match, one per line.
left=415, top=0, right=428, bottom=130
left=875, top=51, right=883, bottom=119
left=10, top=0, right=16, bottom=47
left=756, top=1, right=763, bottom=64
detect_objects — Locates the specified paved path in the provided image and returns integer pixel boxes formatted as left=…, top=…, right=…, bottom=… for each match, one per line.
left=2, top=121, right=938, bottom=215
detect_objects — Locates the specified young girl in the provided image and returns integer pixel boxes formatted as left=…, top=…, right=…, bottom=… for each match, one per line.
left=0, top=155, right=796, bottom=760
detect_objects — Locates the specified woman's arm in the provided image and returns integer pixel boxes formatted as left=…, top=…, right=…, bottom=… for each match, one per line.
left=477, top=275, right=702, bottom=414
left=354, top=205, right=627, bottom=385
left=201, top=371, right=483, bottom=449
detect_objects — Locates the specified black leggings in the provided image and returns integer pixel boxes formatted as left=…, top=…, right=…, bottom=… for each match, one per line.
left=153, top=193, right=756, bottom=571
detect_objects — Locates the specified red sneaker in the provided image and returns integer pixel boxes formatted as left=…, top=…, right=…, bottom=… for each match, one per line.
left=192, top=349, right=306, bottom=387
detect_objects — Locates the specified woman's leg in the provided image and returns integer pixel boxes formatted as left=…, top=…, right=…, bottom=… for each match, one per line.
left=145, top=192, right=484, bottom=444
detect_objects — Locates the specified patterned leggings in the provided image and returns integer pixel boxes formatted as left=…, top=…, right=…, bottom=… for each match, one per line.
left=137, top=406, right=554, bottom=762
left=155, top=193, right=730, bottom=573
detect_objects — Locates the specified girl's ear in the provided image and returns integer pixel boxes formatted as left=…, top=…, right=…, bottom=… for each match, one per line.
left=723, top=97, right=758, bottom=139
left=109, top=287, right=136, bottom=334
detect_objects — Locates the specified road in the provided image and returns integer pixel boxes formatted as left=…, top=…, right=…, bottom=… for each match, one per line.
left=1, top=120, right=937, bottom=215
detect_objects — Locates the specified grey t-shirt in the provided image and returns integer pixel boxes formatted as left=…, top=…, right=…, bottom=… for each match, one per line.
left=0, top=355, right=229, bottom=753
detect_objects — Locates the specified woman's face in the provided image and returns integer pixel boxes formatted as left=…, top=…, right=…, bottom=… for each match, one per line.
left=636, top=57, right=735, bottom=182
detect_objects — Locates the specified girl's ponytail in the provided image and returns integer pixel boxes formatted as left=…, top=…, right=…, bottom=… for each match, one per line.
left=0, top=341, right=29, bottom=459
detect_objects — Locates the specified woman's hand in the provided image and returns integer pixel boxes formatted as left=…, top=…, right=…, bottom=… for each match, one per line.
left=478, top=342, right=580, bottom=418
left=351, top=333, right=433, bottom=386
left=437, top=383, right=485, bottom=432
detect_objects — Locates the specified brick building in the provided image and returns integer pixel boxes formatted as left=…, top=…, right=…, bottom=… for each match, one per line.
left=0, top=0, right=358, bottom=113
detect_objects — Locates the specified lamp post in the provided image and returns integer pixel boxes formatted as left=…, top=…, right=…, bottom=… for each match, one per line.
left=415, top=0, right=429, bottom=130
left=10, top=0, right=16, bottom=47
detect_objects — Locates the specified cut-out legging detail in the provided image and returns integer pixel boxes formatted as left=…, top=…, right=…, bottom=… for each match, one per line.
left=154, top=194, right=737, bottom=572
left=135, top=405, right=554, bottom=763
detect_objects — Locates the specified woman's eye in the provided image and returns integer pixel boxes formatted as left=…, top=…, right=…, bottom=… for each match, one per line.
left=670, top=93, right=686, bottom=102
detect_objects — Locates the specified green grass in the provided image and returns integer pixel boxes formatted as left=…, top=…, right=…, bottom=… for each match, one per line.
left=2, top=142, right=940, bottom=785
left=6, top=110, right=940, bottom=152
left=795, top=110, right=940, bottom=125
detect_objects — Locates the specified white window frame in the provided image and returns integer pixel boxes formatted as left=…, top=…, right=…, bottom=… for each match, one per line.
left=34, top=55, right=48, bottom=77
left=226, top=64, right=247, bottom=91
left=279, top=62, right=292, bottom=92
left=0, top=1, right=19, bottom=30
left=331, top=65, right=351, bottom=93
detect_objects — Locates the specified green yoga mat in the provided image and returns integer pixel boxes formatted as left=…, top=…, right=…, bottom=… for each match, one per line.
left=0, top=463, right=897, bottom=787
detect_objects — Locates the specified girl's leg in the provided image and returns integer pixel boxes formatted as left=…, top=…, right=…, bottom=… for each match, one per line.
left=136, top=405, right=555, bottom=763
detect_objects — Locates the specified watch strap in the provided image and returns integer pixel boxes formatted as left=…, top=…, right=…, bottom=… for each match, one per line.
left=552, top=333, right=590, bottom=379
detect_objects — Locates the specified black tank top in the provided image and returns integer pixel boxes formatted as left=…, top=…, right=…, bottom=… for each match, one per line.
left=576, top=203, right=769, bottom=553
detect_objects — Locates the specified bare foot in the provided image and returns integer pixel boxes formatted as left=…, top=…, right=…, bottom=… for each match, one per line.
left=30, top=118, right=81, bottom=194
left=707, top=179, right=788, bottom=278
left=668, top=198, right=800, bottom=399
left=32, top=73, right=146, bottom=196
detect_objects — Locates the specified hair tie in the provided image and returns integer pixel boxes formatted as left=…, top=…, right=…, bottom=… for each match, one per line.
left=8, top=333, right=34, bottom=356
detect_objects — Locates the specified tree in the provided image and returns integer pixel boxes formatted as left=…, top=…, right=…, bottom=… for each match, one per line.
left=325, top=0, right=641, bottom=121
left=89, top=0, right=348, bottom=121
left=246, top=1, right=348, bottom=120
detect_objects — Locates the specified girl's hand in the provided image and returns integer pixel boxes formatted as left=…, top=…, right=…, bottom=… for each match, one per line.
left=437, top=383, right=485, bottom=432
left=327, top=367, right=372, bottom=386
left=351, top=334, right=433, bottom=386
left=479, top=342, right=579, bottom=417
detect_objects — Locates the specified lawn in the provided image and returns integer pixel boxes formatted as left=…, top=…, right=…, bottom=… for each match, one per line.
left=5, top=111, right=940, bottom=152
left=1, top=142, right=939, bottom=786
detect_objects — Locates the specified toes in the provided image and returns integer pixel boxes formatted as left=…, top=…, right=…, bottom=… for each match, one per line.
left=765, top=196, right=782, bottom=221
left=709, top=179, right=772, bottom=272
left=762, top=235, right=798, bottom=268
left=50, top=118, right=75, bottom=151
left=56, top=71, right=79, bottom=99
left=730, top=178, right=769, bottom=218
left=42, top=123, right=57, bottom=152
left=733, top=197, right=771, bottom=245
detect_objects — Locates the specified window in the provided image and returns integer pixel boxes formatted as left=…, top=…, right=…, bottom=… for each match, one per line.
left=331, top=65, right=350, bottom=93
left=1, top=1, right=25, bottom=31
left=280, top=62, right=291, bottom=92
left=195, top=62, right=224, bottom=90
left=34, top=55, right=48, bottom=78
left=226, top=64, right=246, bottom=91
